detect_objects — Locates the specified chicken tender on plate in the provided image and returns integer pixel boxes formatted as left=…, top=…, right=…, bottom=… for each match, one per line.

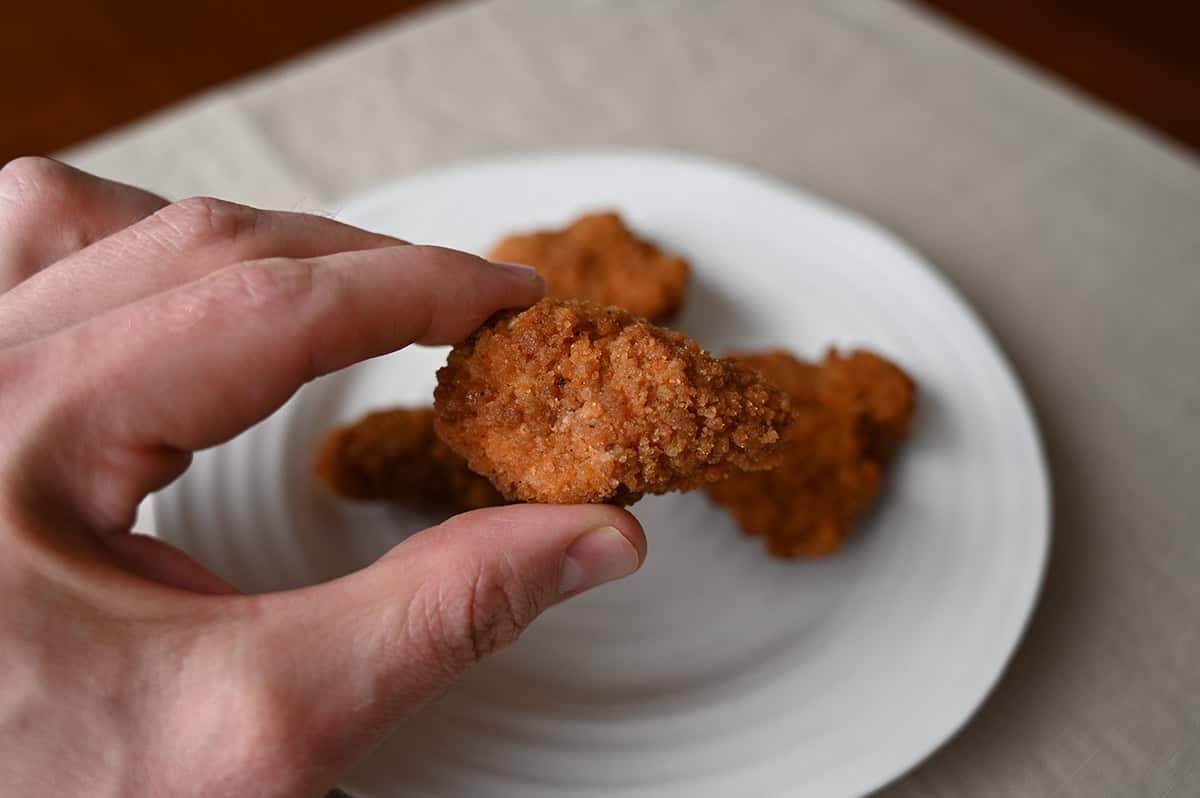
left=705, top=350, right=916, bottom=558
left=433, top=299, right=792, bottom=505
left=314, top=407, right=505, bottom=511
left=489, top=212, right=689, bottom=322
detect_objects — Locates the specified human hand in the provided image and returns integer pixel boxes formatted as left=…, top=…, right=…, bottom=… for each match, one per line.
left=0, top=158, right=646, bottom=797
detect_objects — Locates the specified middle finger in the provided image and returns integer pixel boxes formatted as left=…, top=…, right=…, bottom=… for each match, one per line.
left=0, top=196, right=405, bottom=347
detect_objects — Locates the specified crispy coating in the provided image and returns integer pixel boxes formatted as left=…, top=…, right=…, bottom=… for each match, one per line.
left=489, top=212, right=690, bottom=321
left=705, top=350, right=916, bottom=558
left=313, top=407, right=504, bottom=511
left=433, top=299, right=793, bottom=505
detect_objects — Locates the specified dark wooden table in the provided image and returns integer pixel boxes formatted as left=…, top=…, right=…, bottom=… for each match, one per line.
left=2, top=1, right=1197, bottom=165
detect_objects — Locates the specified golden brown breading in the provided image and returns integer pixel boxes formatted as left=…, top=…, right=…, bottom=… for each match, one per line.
left=488, top=212, right=690, bottom=321
left=313, top=407, right=505, bottom=511
left=705, top=350, right=916, bottom=558
left=433, top=299, right=792, bottom=505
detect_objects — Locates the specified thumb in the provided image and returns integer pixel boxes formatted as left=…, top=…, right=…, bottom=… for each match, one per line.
left=362, top=504, right=645, bottom=674
left=234, top=504, right=645, bottom=775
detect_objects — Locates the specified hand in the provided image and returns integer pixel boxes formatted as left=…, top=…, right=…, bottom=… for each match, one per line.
left=0, top=157, right=646, bottom=797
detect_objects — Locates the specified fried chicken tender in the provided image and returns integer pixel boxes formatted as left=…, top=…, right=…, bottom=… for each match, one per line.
left=705, top=350, right=916, bottom=558
left=489, top=212, right=690, bottom=321
left=433, top=299, right=793, bottom=505
left=313, top=407, right=504, bottom=511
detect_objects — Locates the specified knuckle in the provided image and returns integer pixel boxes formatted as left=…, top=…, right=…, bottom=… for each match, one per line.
left=417, top=557, right=541, bottom=670
left=207, top=258, right=316, bottom=313
left=0, top=157, right=73, bottom=204
left=0, top=158, right=54, bottom=195
left=138, top=259, right=317, bottom=357
left=154, top=196, right=259, bottom=249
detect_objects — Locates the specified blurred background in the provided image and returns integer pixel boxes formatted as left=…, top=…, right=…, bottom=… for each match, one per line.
left=3, top=0, right=1198, bottom=164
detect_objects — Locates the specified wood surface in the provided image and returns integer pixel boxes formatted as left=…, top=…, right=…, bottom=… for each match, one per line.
left=1, top=1, right=1196, bottom=164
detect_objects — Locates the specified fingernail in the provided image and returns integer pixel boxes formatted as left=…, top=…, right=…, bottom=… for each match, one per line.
left=493, top=261, right=542, bottom=280
left=558, top=526, right=641, bottom=594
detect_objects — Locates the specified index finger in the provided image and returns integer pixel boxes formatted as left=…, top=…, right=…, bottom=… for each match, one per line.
left=20, top=245, right=545, bottom=531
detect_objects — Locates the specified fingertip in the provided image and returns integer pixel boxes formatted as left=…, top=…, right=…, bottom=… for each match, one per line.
left=469, top=249, right=549, bottom=310
left=593, top=505, right=648, bottom=566
left=557, top=524, right=641, bottom=595
left=491, top=260, right=548, bottom=295
left=433, top=501, right=647, bottom=566
left=397, top=246, right=545, bottom=346
left=423, top=502, right=646, bottom=599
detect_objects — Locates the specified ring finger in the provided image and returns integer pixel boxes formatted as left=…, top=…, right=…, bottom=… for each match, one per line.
left=0, top=157, right=166, bottom=293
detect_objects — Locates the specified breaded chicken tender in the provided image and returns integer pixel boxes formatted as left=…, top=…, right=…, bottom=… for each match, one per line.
left=314, top=407, right=504, bottom=511
left=433, top=299, right=792, bottom=505
left=489, top=212, right=690, bottom=321
left=705, top=350, right=916, bottom=558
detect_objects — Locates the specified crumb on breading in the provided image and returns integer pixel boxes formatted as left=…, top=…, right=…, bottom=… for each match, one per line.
left=433, top=299, right=792, bottom=505
left=489, top=212, right=690, bottom=322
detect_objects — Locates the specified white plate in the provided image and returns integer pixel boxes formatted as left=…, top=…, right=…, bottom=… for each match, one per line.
left=153, top=151, right=1049, bottom=797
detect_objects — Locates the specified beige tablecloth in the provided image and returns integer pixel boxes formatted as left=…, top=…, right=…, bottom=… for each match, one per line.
left=63, top=1, right=1200, bottom=795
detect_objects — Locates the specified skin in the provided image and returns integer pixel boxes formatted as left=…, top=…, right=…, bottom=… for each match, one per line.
left=0, top=157, right=647, bottom=797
